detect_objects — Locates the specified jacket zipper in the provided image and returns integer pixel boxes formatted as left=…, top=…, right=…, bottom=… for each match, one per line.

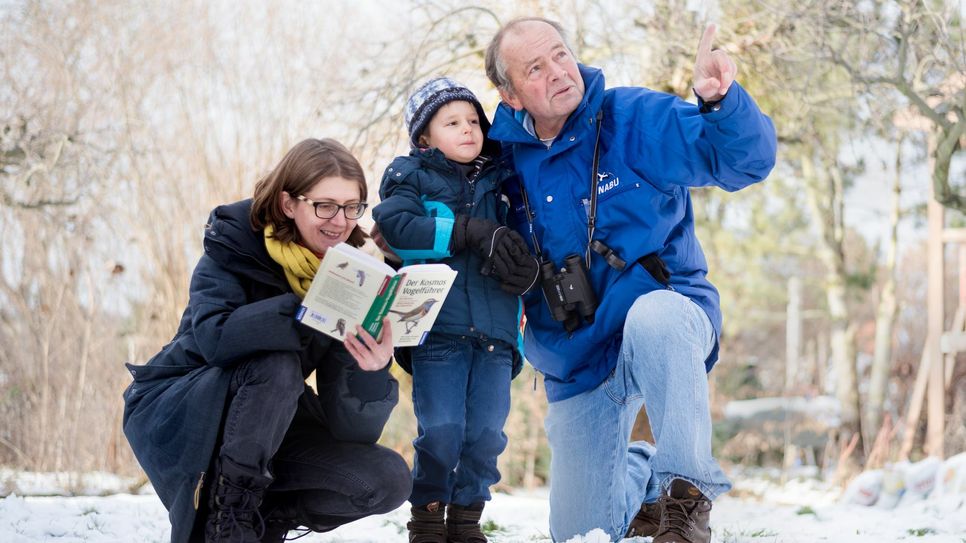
left=193, top=471, right=206, bottom=510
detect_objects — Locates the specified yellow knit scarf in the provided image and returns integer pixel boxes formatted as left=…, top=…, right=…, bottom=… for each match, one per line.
left=264, top=225, right=320, bottom=298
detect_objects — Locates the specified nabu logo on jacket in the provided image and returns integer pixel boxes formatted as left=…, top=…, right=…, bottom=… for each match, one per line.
left=596, top=172, right=620, bottom=195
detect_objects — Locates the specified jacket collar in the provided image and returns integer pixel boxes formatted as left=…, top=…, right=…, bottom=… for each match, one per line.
left=410, top=146, right=459, bottom=172
left=409, top=147, right=496, bottom=180
left=490, top=64, right=605, bottom=147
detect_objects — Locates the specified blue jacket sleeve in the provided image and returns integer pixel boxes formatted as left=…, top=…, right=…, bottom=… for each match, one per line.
left=624, top=82, right=777, bottom=192
left=373, top=163, right=455, bottom=261
left=189, top=255, right=303, bottom=368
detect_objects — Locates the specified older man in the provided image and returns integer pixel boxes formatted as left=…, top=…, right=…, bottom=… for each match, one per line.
left=484, top=17, right=777, bottom=543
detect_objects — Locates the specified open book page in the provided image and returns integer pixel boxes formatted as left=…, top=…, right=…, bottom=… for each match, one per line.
left=296, top=243, right=457, bottom=347
left=297, top=243, right=396, bottom=342
left=384, top=264, right=457, bottom=347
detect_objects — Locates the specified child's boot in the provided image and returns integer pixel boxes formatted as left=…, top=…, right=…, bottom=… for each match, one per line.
left=446, top=502, right=487, bottom=543
left=408, top=501, right=446, bottom=543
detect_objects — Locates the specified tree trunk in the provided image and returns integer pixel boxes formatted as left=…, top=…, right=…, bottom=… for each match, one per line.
left=801, top=153, right=863, bottom=453
left=828, top=277, right=861, bottom=442
left=866, top=135, right=902, bottom=444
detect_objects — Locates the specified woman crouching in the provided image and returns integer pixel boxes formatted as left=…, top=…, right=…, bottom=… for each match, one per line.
left=123, top=138, right=411, bottom=542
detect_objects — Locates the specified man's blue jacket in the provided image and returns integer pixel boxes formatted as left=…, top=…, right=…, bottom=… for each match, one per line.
left=489, top=64, right=777, bottom=402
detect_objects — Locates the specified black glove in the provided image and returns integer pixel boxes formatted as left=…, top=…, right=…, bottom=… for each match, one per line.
left=450, top=215, right=508, bottom=260
left=451, top=215, right=539, bottom=295
left=488, top=230, right=540, bottom=295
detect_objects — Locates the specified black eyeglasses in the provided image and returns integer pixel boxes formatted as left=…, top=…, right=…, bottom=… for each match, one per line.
left=296, top=195, right=368, bottom=219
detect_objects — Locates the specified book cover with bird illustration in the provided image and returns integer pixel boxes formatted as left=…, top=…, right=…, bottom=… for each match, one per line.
left=296, top=242, right=457, bottom=347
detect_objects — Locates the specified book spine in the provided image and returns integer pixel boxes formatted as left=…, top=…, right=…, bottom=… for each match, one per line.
left=360, top=274, right=403, bottom=338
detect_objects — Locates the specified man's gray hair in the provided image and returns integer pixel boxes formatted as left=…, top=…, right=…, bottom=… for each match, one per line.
left=484, top=17, right=576, bottom=92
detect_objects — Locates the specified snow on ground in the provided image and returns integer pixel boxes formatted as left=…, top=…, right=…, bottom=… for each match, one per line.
left=0, top=470, right=964, bottom=542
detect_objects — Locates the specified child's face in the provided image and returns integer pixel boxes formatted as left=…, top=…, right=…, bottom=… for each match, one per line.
left=421, top=101, right=484, bottom=163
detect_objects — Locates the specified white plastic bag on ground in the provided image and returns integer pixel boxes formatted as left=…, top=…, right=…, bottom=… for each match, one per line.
left=842, top=469, right=883, bottom=506
left=933, top=452, right=966, bottom=497
left=876, top=461, right=908, bottom=509
left=903, top=456, right=942, bottom=500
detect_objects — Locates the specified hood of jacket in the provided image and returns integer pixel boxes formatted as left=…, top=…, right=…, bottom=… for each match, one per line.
left=203, top=199, right=289, bottom=292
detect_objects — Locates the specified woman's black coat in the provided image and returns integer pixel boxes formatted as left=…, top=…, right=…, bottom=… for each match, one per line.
left=122, top=200, right=399, bottom=543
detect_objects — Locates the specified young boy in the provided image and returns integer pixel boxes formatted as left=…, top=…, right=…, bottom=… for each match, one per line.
left=373, top=77, right=538, bottom=543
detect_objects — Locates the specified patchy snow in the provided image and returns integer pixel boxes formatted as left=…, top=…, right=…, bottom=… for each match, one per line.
left=0, top=470, right=964, bottom=542
left=723, top=396, right=841, bottom=428
left=0, top=469, right=143, bottom=497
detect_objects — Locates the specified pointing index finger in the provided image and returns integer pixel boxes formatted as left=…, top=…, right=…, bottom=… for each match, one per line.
left=698, top=23, right=717, bottom=58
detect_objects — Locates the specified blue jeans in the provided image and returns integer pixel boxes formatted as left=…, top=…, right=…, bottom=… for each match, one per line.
left=543, top=290, right=731, bottom=542
left=410, top=333, right=513, bottom=506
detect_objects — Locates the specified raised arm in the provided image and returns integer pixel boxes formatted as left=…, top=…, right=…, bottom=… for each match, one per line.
left=693, top=23, right=737, bottom=103
left=622, top=23, right=776, bottom=192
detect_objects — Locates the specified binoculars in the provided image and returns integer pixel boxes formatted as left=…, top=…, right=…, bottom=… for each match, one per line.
left=539, top=254, right=598, bottom=333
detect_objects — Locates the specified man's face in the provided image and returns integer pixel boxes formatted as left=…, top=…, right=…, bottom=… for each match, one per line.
left=498, top=21, right=585, bottom=137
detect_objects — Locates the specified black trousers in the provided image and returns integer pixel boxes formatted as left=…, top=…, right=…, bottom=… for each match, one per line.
left=217, top=352, right=411, bottom=532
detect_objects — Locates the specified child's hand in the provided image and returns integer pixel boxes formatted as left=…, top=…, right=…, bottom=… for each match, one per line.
left=489, top=231, right=540, bottom=295
left=369, top=224, right=402, bottom=264
left=450, top=215, right=506, bottom=259
left=451, top=215, right=538, bottom=293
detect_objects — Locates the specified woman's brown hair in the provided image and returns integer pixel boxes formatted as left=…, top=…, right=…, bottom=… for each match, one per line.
left=250, top=138, right=368, bottom=248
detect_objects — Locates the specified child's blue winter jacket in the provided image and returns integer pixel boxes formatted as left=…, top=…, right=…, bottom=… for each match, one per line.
left=373, top=148, right=524, bottom=374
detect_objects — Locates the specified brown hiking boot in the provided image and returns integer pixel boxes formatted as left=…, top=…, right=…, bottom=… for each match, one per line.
left=652, top=479, right=712, bottom=543
left=446, top=502, right=487, bottom=543
left=625, top=500, right=662, bottom=538
left=408, top=501, right=446, bottom=543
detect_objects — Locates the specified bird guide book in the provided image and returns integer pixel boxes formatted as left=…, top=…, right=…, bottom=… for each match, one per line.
left=296, top=242, right=457, bottom=347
